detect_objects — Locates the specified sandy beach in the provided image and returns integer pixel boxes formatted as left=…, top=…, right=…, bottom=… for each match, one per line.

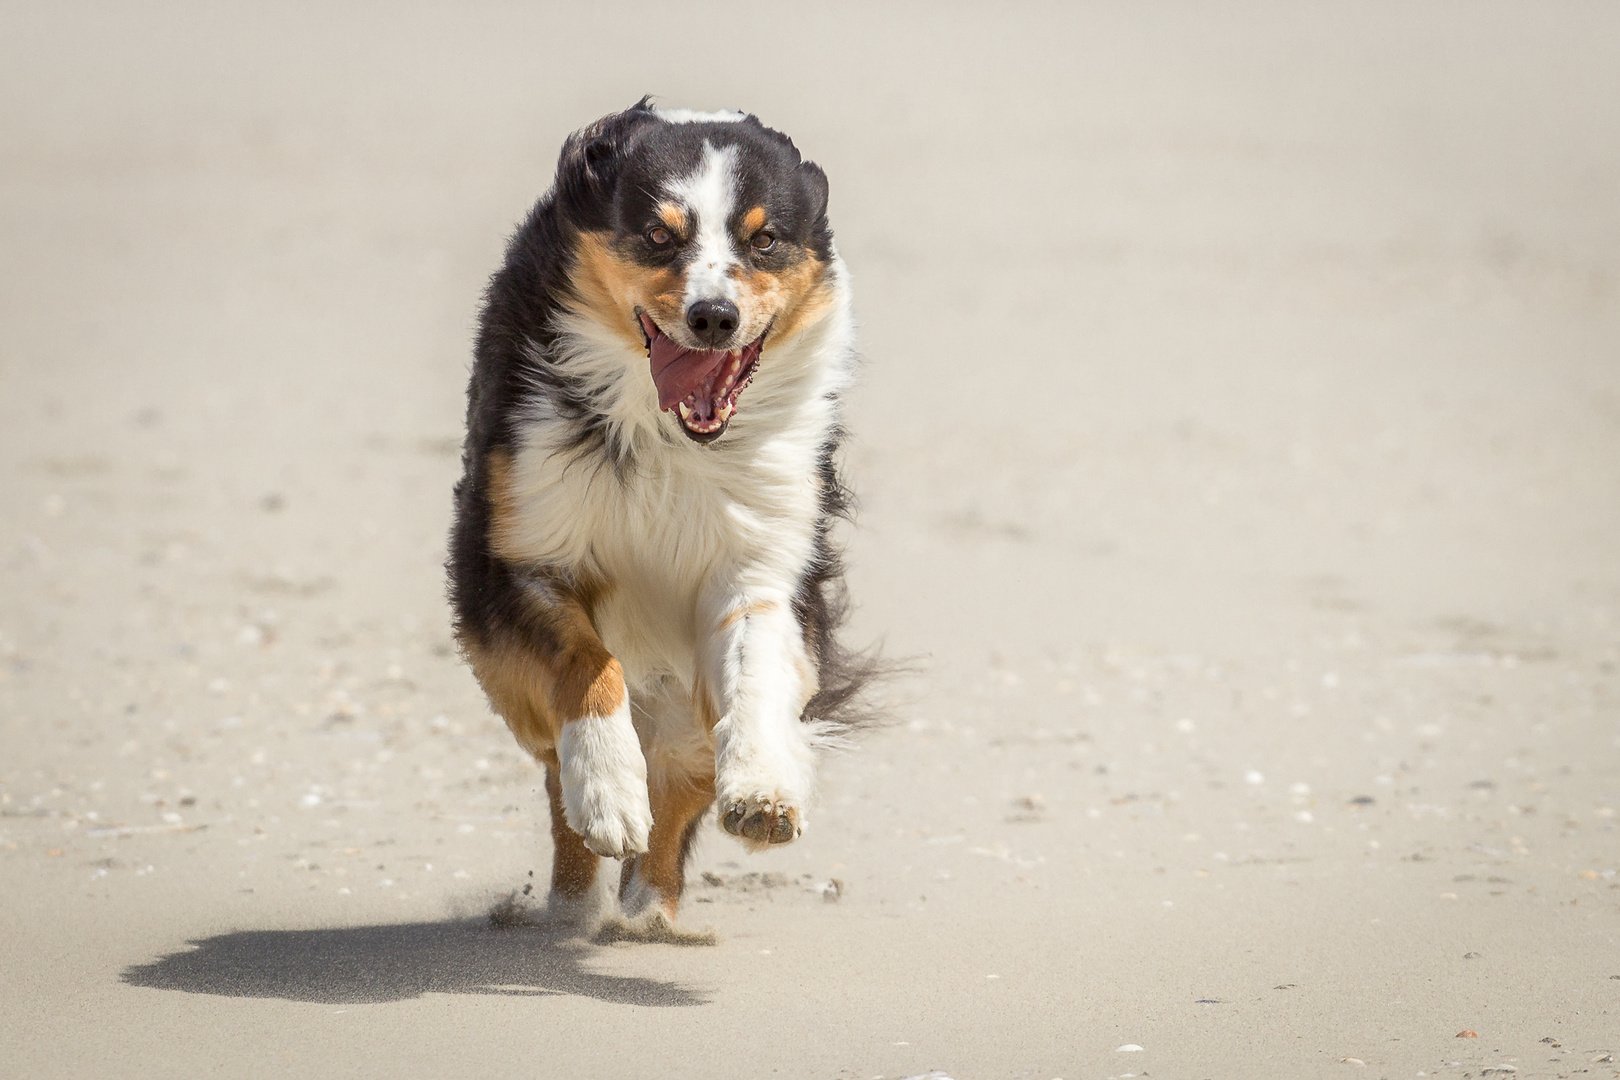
left=2, top=3, right=1617, bottom=1077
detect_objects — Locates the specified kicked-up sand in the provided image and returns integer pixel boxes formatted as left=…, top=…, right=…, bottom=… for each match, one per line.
left=1, top=3, right=1617, bottom=1077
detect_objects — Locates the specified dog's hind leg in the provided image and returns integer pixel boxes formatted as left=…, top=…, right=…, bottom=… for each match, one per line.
left=610, top=773, right=716, bottom=941
left=620, top=774, right=715, bottom=918
left=538, top=753, right=607, bottom=929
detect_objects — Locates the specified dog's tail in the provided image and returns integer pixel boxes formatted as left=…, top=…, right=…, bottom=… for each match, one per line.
left=793, top=433, right=902, bottom=737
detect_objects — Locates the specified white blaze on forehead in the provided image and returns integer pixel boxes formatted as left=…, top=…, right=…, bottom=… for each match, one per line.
left=654, top=107, right=746, bottom=124
left=667, top=141, right=741, bottom=308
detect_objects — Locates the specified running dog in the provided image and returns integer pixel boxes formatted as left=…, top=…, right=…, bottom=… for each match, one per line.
left=448, top=99, right=874, bottom=934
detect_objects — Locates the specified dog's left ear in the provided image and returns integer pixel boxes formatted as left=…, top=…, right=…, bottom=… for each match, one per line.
left=581, top=134, right=616, bottom=173
left=798, top=160, right=830, bottom=227
left=556, top=99, right=656, bottom=227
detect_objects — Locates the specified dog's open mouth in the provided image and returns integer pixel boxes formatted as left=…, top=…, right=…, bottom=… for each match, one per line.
left=639, top=312, right=762, bottom=443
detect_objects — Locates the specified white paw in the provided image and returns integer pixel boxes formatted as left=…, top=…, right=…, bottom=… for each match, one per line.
left=594, top=910, right=717, bottom=946
left=717, top=790, right=802, bottom=847
left=557, top=708, right=652, bottom=859
left=543, top=886, right=610, bottom=935
left=487, top=885, right=606, bottom=938
left=712, top=714, right=816, bottom=849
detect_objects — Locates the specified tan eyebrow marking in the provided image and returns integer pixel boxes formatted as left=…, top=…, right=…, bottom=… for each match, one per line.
left=741, top=206, right=767, bottom=235
left=655, top=202, right=687, bottom=234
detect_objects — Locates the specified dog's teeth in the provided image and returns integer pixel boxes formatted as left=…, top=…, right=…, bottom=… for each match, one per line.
left=717, top=403, right=734, bottom=422
left=677, top=402, right=692, bottom=420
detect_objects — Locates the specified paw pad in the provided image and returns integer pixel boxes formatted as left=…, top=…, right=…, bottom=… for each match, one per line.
left=720, top=800, right=799, bottom=845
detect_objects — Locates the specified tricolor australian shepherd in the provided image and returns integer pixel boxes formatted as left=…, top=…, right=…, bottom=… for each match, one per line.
left=448, top=100, right=875, bottom=935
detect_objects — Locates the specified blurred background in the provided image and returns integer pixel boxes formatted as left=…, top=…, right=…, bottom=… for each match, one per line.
left=2, top=3, right=1617, bottom=1078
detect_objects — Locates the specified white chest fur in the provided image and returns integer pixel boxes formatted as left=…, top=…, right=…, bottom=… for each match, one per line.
left=500, top=280, right=855, bottom=696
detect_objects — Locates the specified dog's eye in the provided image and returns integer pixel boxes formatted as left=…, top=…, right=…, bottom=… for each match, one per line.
left=647, top=227, right=673, bottom=247
left=750, top=231, right=776, bottom=252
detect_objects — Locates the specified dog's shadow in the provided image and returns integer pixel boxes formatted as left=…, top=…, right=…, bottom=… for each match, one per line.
left=120, top=917, right=705, bottom=1006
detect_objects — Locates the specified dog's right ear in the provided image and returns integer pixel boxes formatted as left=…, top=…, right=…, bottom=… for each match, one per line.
left=555, top=98, right=657, bottom=228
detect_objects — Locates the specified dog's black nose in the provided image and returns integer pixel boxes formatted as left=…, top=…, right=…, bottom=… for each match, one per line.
left=685, top=298, right=739, bottom=348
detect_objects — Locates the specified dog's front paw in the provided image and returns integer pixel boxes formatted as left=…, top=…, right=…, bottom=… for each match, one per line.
left=711, top=707, right=815, bottom=849
left=563, top=766, right=653, bottom=859
left=557, top=712, right=652, bottom=859
left=718, top=792, right=802, bottom=847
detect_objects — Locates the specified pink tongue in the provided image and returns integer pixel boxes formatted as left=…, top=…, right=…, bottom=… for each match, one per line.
left=644, top=316, right=729, bottom=412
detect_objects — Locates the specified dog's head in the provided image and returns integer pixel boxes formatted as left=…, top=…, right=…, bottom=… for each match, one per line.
left=555, top=100, right=838, bottom=443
